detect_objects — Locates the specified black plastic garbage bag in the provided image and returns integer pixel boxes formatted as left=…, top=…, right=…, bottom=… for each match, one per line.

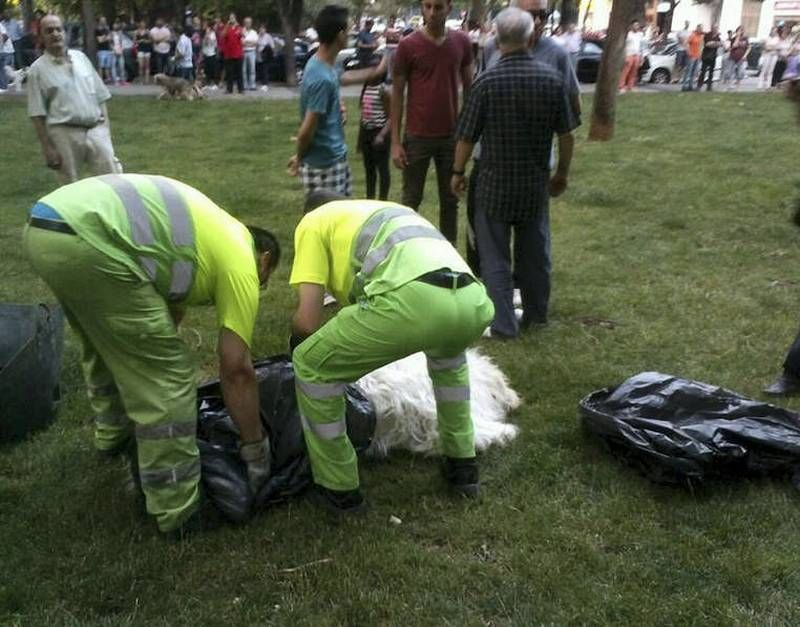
left=197, top=356, right=376, bottom=522
left=0, top=303, right=65, bottom=442
left=580, top=371, right=800, bottom=488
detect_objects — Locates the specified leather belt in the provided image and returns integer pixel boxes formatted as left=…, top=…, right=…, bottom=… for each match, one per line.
left=415, top=269, right=475, bottom=289
left=29, top=216, right=76, bottom=235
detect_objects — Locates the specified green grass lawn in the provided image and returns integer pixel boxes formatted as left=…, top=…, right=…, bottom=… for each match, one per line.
left=2, top=92, right=800, bottom=625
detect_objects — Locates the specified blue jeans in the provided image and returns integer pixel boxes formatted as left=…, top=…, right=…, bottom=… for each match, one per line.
left=0, top=52, right=13, bottom=89
left=474, top=202, right=551, bottom=337
left=682, top=58, right=700, bottom=90
left=243, top=49, right=256, bottom=89
left=111, top=53, right=125, bottom=82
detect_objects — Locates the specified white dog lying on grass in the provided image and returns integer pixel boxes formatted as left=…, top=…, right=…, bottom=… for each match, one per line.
left=359, top=348, right=521, bottom=457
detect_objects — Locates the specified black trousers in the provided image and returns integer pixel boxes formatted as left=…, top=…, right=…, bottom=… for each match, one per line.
left=153, top=52, right=170, bottom=75
left=225, top=57, right=243, bottom=93
left=401, top=134, right=458, bottom=244
left=203, top=55, right=218, bottom=83
left=465, top=159, right=481, bottom=276
left=359, top=126, right=390, bottom=200
left=697, top=58, right=715, bottom=90
left=773, top=59, right=788, bottom=87
left=782, top=328, right=800, bottom=377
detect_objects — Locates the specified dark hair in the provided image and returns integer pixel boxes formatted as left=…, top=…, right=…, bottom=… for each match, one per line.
left=247, top=226, right=281, bottom=270
left=304, top=190, right=346, bottom=213
left=315, top=5, right=349, bottom=45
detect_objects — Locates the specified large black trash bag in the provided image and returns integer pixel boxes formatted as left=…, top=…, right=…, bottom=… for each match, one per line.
left=0, top=303, right=65, bottom=442
left=580, top=371, right=800, bottom=488
left=197, top=356, right=376, bottom=522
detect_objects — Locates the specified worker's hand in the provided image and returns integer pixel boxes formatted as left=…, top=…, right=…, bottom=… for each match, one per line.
left=287, top=155, right=300, bottom=177
left=43, top=144, right=62, bottom=170
left=240, top=436, right=271, bottom=495
left=372, top=132, right=387, bottom=148
left=450, top=174, right=466, bottom=198
left=549, top=173, right=568, bottom=197
left=392, top=142, right=407, bottom=169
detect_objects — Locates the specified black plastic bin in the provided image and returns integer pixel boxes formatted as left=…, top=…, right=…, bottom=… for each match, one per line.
left=0, top=304, right=65, bottom=442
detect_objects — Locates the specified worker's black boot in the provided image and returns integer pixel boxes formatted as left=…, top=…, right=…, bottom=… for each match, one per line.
left=442, top=456, right=480, bottom=498
left=311, top=484, right=367, bottom=515
left=763, top=372, right=800, bottom=397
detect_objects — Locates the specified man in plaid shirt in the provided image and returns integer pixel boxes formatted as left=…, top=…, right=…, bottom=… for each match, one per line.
left=452, top=7, right=577, bottom=339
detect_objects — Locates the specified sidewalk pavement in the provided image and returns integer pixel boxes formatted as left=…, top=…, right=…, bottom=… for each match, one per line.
left=0, top=75, right=765, bottom=100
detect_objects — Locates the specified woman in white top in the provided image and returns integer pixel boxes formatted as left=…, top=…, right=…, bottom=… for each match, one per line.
left=241, top=17, right=259, bottom=90
left=202, top=22, right=219, bottom=86
left=618, top=20, right=644, bottom=93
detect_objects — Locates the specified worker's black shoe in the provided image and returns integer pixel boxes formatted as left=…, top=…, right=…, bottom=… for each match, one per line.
left=763, top=373, right=800, bottom=397
left=442, top=456, right=480, bottom=498
left=311, top=484, right=367, bottom=515
left=163, top=492, right=224, bottom=542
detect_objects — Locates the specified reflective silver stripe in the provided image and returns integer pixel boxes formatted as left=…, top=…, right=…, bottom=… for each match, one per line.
left=362, top=225, right=445, bottom=277
left=100, top=175, right=155, bottom=245
left=95, top=413, right=129, bottom=426
left=296, top=378, right=347, bottom=400
left=168, top=260, right=194, bottom=301
left=433, top=386, right=471, bottom=402
left=136, top=421, right=196, bottom=440
left=140, top=256, right=157, bottom=281
left=139, top=458, right=201, bottom=488
left=149, top=176, right=194, bottom=247
left=353, top=206, right=414, bottom=264
left=300, top=413, right=347, bottom=440
left=88, top=383, right=117, bottom=398
left=427, top=353, right=467, bottom=371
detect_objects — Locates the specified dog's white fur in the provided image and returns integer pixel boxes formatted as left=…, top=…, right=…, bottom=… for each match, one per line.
left=3, top=65, right=27, bottom=92
left=359, top=348, right=521, bottom=457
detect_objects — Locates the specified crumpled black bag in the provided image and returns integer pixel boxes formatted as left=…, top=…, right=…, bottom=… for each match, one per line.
left=580, top=371, right=800, bottom=488
left=0, top=303, right=65, bottom=442
left=197, top=356, right=376, bottom=522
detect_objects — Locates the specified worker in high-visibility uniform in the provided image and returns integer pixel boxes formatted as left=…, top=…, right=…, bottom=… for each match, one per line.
left=290, top=192, right=495, bottom=512
left=22, top=174, right=280, bottom=535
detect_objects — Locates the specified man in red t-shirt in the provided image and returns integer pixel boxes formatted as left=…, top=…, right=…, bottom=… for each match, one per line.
left=220, top=13, right=244, bottom=94
left=390, top=0, right=474, bottom=244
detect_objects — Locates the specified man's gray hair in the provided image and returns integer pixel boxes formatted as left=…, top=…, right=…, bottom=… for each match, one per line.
left=495, top=7, right=534, bottom=49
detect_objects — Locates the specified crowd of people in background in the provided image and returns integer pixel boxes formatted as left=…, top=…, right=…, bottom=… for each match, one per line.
left=0, top=9, right=280, bottom=93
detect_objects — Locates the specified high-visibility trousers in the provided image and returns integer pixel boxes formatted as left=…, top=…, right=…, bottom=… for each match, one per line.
left=293, top=279, right=495, bottom=491
left=23, top=225, right=200, bottom=533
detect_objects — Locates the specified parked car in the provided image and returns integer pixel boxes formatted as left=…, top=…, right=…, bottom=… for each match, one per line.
left=575, top=39, right=603, bottom=83
left=639, top=42, right=680, bottom=84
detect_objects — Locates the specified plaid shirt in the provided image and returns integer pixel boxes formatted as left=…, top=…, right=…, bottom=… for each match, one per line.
left=456, top=50, right=577, bottom=221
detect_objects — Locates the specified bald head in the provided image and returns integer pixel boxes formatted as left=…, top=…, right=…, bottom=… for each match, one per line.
left=495, top=8, right=534, bottom=52
left=40, top=14, right=66, bottom=57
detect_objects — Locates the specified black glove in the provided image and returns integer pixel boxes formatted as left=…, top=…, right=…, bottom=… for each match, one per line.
left=289, top=333, right=306, bottom=355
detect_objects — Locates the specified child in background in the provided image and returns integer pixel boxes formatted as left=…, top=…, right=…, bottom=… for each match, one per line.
left=357, top=62, right=391, bottom=200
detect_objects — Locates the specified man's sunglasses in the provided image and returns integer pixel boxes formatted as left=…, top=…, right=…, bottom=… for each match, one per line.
left=528, top=9, right=551, bottom=21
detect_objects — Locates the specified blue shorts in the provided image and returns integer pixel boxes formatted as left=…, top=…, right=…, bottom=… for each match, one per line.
left=97, top=50, right=113, bottom=69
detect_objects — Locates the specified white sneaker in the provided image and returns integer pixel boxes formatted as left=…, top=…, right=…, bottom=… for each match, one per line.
left=512, top=289, right=522, bottom=308
left=482, top=326, right=492, bottom=338
left=323, top=293, right=337, bottom=306
left=260, top=85, right=270, bottom=92
left=514, top=307, right=523, bottom=322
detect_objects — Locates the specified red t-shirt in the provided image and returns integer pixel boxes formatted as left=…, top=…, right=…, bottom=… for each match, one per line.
left=221, top=25, right=243, bottom=59
left=394, top=29, right=473, bottom=137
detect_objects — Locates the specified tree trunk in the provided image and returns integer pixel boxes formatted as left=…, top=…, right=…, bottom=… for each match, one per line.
left=588, top=0, right=640, bottom=141
left=82, top=0, right=97, bottom=68
left=277, top=0, right=302, bottom=86
left=581, top=0, right=593, bottom=30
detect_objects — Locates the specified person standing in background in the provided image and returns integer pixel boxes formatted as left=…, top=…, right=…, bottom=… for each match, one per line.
left=241, top=17, right=258, bottom=90
left=202, top=21, right=219, bottom=87
left=618, top=20, right=643, bottom=93
left=697, top=25, right=721, bottom=91
left=760, top=27, right=779, bottom=89
left=221, top=13, right=243, bottom=94
left=150, top=18, right=172, bottom=75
